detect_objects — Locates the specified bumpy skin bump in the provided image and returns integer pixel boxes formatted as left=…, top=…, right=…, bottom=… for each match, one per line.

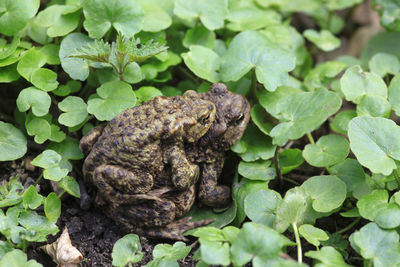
left=80, top=91, right=216, bottom=240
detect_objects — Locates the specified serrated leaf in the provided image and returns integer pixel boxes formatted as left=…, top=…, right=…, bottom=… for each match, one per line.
left=221, top=30, right=296, bottom=91
left=0, top=121, right=27, bottom=161
left=182, top=45, right=220, bottom=83
left=87, top=80, right=136, bottom=121
left=58, top=96, right=88, bottom=127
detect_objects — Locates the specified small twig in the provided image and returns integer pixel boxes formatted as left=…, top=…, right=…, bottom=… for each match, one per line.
left=306, top=132, right=315, bottom=144
left=335, top=217, right=361, bottom=235
left=292, top=223, right=302, bottom=264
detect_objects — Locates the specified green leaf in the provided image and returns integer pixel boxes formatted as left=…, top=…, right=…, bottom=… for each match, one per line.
left=17, top=48, right=46, bottom=81
left=198, top=239, right=230, bottom=266
left=348, top=116, right=400, bottom=175
left=329, top=158, right=366, bottom=193
left=0, top=64, right=20, bottom=83
left=0, top=0, right=40, bottom=36
left=244, top=189, right=281, bottom=227
left=58, top=176, right=80, bottom=198
left=0, top=177, right=24, bottom=208
left=368, top=52, right=400, bottom=77
left=304, top=61, right=347, bottom=91
left=238, top=160, right=276, bottom=181
left=182, top=45, right=220, bottom=83
left=58, top=96, right=88, bottom=127
left=0, top=36, right=20, bottom=60
left=87, top=80, right=136, bottom=121
left=53, top=80, right=81, bottom=97
left=35, top=5, right=80, bottom=37
left=303, top=29, right=340, bottom=52
left=174, top=0, right=228, bottom=30
left=250, top=104, right=274, bottom=135
left=22, top=185, right=43, bottom=210
left=31, top=150, right=69, bottom=181
left=140, top=1, right=171, bottom=32
left=124, top=62, right=143, bottom=84
left=361, top=32, right=400, bottom=65
left=270, top=89, right=342, bottom=146
left=19, top=210, right=59, bottom=241
left=302, top=135, right=349, bottom=167
left=0, top=249, right=42, bottom=267
left=340, top=65, right=387, bottom=104
left=83, top=0, right=144, bottom=39
left=299, top=224, right=329, bottom=247
left=59, top=33, right=93, bottom=81
left=356, top=95, right=391, bottom=118
left=40, top=44, right=61, bottom=65
left=231, top=222, right=291, bottom=266
left=221, top=30, right=296, bottom=91
left=112, top=234, right=143, bottom=267
left=330, top=110, right=356, bottom=134
left=0, top=121, right=27, bottom=161
left=30, top=68, right=59, bottom=92
left=152, top=242, right=190, bottom=261
left=388, top=72, right=400, bottom=116
left=373, top=0, right=400, bottom=31
left=305, top=246, right=352, bottom=267
left=226, top=6, right=281, bottom=31
left=44, top=192, right=61, bottom=223
left=25, top=116, right=51, bottom=144
left=258, top=86, right=301, bottom=118
left=279, top=149, right=304, bottom=175
left=182, top=26, right=215, bottom=49
left=302, top=175, right=347, bottom=213
left=47, top=137, right=84, bottom=171
left=135, top=86, right=162, bottom=105
left=350, top=223, right=400, bottom=267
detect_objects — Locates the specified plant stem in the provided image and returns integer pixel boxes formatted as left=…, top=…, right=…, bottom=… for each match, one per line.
left=306, top=133, right=315, bottom=144
left=282, top=177, right=300, bottom=186
left=292, top=223, right=302, bottom=264
left=178, top=66, right=199, bottom=85
left=394, top=169, right=400, bottom=186
left=273, top=146, right=283, bottom=186
left=249, top=69, right=257, bottom=101
left=335, top=217, right=361, bottom=235
left=34, top=172, right=43, bottom=186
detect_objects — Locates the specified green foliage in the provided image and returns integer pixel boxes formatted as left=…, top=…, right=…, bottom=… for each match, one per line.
left=147, top=242, right=191, bottom=267
left=0, top=122, right=27, bottom=161
left=111, top=234, right=143, bottom=267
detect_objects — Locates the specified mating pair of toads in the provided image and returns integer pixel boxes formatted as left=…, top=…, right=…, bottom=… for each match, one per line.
left=79, top=83, right=250, bottom=240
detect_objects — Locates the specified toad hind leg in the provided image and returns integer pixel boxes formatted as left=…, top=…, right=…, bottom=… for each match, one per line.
left=93, top=164, right=154, bottom=205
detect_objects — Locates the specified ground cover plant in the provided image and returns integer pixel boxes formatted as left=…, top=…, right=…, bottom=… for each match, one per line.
left=1, top=0, right=400, bottom=266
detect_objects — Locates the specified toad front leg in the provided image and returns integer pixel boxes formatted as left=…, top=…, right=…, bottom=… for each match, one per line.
left=198, top=159, right=231, bottom=208
left=164, top=144, right=199, bottom=191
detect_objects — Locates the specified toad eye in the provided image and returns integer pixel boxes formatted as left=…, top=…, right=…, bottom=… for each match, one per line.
left=198, top=114, right=210, bottom=125
left=232, top=113, right=245, bottom=125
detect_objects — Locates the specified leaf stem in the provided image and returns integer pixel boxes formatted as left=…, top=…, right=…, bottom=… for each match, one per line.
left=335, top=217, right=361, bottom=235
left=393, top=169, right=400, bottom=186
left=306, top=133, right=315, bottom=144
left=178, top=66, right=199, bottom=85
left=34, top=172, right=43, bottom=186
left=292, top=222, right=302, bottom=264
left=249, top=69, right=257, bottom=101
left=273, top=146, right=283, bottom=186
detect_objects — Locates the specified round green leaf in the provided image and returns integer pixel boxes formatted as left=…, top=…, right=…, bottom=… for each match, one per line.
left=30, top=68, right=59, bottom=92
left=0, top=36, right=20, bottom=60
left=305, top=246, right=352, bottom=267
left=124, top=62, right=143, bottom=84
left=356, top=95, right=391, bottom=118
left=152, top=242, right=190, bottom=261
left=58, top=96, right=88, bottom=127
left=388, top=72, right=400, bottom=116
left=198, top=239, right=230, bottom=266
left=53, top=80, right=82, bottom=97
left=174, top=0, right=228, bottom=30
left=368, top=52, right=400, bottom=77
left=340, top=65, right=387, bottom=104
left=329, top=158, right=366, bottom=193
left=0, top=121, right=27, bottom=161
left=40, top=44, right=61, bottom=65
left=302, top=135, right=349, bottom=167
left=303, top=29, right=340, bottom=52
left=17, top=48, right=46, bottom=81
left=221, top=30, right=296, bottom=91
left=23, top=185, right=43, bottom=210
left=304, top=61, right=347, bottom=91
left=182, top=45, right=220, bottom=83
left=299, top=224, right=329, bottom=247
left=182, top=26, right=215, bottom=49
left=348, top=116, right=400, bottom=175
left=238, top=160, right=276, bottom=181
left=35, top=5, right=80, bottom=37
left=302, top=175, right=347, bottom=212
left=25, top=117, right=51, bottom=144
left=0, top=0, right=40, bottom=36
left=87, top=80, right=136, bottom=121
left=17, top=87, right=51, bottom=117
left=270, top=89, right=342, bottom=146
left=350, top=223, right=400, bottom=267
left=244, top=189, right=281, bottom=227
left=330, top=110, right=357, bottom=134
left=0, top=64, right=19, bottom=83
left=226, top=6, right=281, bottom=31
left=112, top=234, right=143, bottom=266
left=279, top=148, right=304, bottom=175
left=0, top=48, right=25, bottom=67
left=59, top=33, right=93, bottom=81
left=250, top=104, right=274, bottom=135
left=0, top=249, right=41, bottom=267
left=83, top=0, right=144, bottom=39
left=58, top=176, right=80, bottom=198
left=140, top=1, right=171, bottom=32
left=135, top=86, right=162, bottom=105
left=44, top=192, right=61, bottom=223
left=257, top=86, right=301, bottom=118
left=31, top=150, right=69, bottom=181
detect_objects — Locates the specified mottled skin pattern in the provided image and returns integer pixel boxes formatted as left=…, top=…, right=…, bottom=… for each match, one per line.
left=80, top=91, right=216, bottom=240
left=185, top=83, right=251, bottom=207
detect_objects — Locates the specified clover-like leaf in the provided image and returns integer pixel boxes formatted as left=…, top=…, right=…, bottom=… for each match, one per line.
left=340, top=65, right=387, bottom=104
left=0, top=0, right=40, bottom=36
left=303, top=135, right=349, bottom=167
left=330, top=110, right=357, bottom=134
left=25, top=116, right=51, bottom=144
left=302, top=175, right=346, bottom=213
left=19, top=210, right=59, bottom=241
left=31, top=150, right=69, bottom=181
left=35, top=5, right=80, bottom=37
left=356, top=95, right=391, bottom=118
left=182, top=26, right=215, bottom=49
left=47, top=137, right=84, bottom=171
left=182, top=45, right=220, bottom=83
left=174, top=0, right=228, bottom=30
left=53, top=80, right=81, bottom=97
left=257, top=86, right=301, bottom=118
left=368, top=52, right=400, bottom=77
left=279, top=149, right=304, bottom=175
left=270, top=89, right=342, bottom=146
left=305, top=246, right=352, bottom=267
left=152, top=242, right=190, bottom=261
left=87, top=81, right=136, bottom=121
left=112, top=234, right=143, bottom=267
left=226, top=6, right=281, bottom=32
left=22, top=185, right=43, bottom=210
left=221, top=30, right=296, bottom=91
left=250, top=104, right=274, bottom=135
left=59, top=33, right=93, bottom=81
left=0, top=35, right=20, bottom=60
left=238, top=160, right=276, bottom=181
left=0, top=121, right=27, bottom=161
left=350, top=223, right=400, bottom=267
left=299, top=224, right=329, bottom=248
left=58, top=96, right=88, bottom=127
left=304, top=29, right=341, bottom=52
left=389, top=73, right=400, bottom=116
left=30, top=68, right=59, bottom=92
left=185, top=203, right=237, bottom=231
left=83, top=0, right=143, bottom=39
left=17, top=48, right=46, bottom=81
left=44, top=192, right=61, bottom=223
left=329, top=158, right=366, bottom=193
left=58, top=176, right=80, bottom=198
left=244, top=189, right=281, bottom=227
left=304, top=61, right=347, bottom=91
left=348, top=116, right=400, bottom=175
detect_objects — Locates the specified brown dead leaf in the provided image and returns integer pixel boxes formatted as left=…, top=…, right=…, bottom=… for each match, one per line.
left=41, top=227, right=83, bottom=267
